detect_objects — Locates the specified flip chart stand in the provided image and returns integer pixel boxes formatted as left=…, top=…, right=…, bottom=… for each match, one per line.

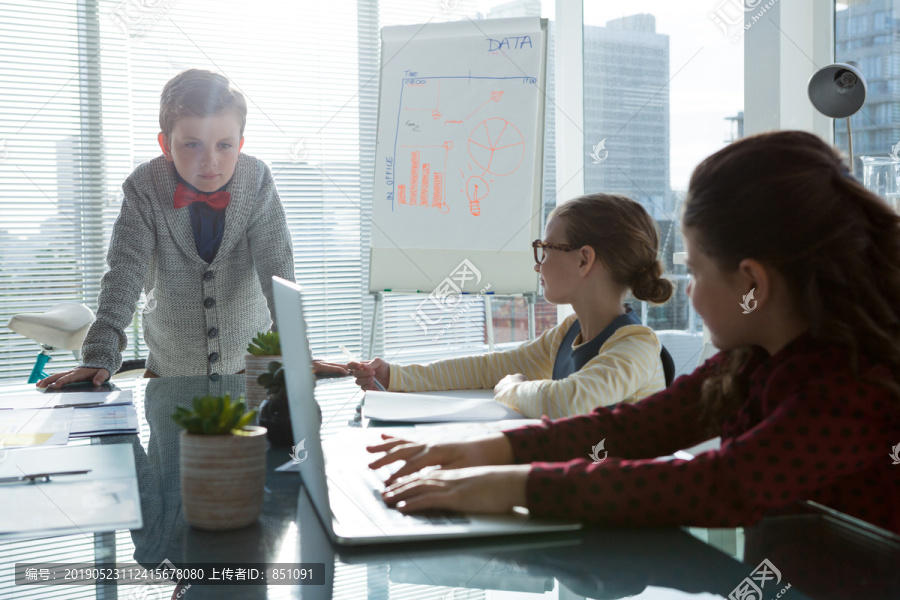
left=368, top=292, right=383, bottom=360
left=484, top=296, right=495, bottom=353
left=526, top=292, right=536, bottom=340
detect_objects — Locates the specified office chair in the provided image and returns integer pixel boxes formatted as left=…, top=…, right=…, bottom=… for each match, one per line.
left=661, top=345, right=675, bottom=387
left=7, top=303, right=95, bottom=383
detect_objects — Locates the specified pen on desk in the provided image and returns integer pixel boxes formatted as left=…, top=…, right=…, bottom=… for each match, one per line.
left=339, top=345, right=387, bottom=392
left=54, top=401, right=105, bottom=409
left=0, top=470, right=92, bottom=485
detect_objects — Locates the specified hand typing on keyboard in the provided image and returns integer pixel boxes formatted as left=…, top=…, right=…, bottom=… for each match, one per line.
left=366, top=432, right=515, bottom=486
left=381, top=464, right=532, bottom=515
left=366, top=432, right=529, bottom=515
left=371, top=487, right=470, bottom=525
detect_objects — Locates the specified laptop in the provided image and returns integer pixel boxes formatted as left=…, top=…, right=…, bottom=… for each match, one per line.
left=271, top=276, right=582, bottom=545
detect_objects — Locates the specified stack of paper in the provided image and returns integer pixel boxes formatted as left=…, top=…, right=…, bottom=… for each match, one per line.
left=0, top=388, right=138, bottom=449
left=70, top=404, right=139, bottom=438
left=0, top=389, right=133, bottom=410
left=363, top=389, right=527, bottom=423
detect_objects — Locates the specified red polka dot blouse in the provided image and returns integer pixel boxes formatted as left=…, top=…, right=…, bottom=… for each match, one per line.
left=503, top=333, right=900, bottom=534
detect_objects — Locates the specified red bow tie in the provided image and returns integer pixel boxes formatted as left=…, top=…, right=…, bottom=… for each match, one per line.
left=173, top=183, right=231, bottom=211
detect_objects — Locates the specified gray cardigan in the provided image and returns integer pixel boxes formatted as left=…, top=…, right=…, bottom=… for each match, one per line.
left=81, top=154, right=295, bottom=377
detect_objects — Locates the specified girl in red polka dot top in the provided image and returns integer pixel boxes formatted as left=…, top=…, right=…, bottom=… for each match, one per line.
left=367, top=130, right=900, bottom=535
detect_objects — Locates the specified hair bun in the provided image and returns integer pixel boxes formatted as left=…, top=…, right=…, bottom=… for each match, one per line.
left=631, top=260, right=674, bottom=305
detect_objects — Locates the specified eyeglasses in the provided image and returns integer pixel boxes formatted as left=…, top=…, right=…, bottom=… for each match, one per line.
left=532, top=239, right=575, bottom=265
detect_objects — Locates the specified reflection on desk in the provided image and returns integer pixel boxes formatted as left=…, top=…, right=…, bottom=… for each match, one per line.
left=328, top=496, right=900, bottom=599
left=742, top=503, right=900, bottom=600
left=133, top=377, right=298, bottom=575
left=327, top=506, right=746, bottom=598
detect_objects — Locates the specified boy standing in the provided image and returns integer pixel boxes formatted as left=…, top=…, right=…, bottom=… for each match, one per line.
left=40, top=69, right=307, bottom=385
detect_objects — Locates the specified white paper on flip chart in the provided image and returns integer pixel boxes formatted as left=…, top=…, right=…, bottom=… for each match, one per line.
left=0, top=407, right=73, bottom=448
left=0, top=389, right=133, bottom=410
left=363, top=389, right=526, bottom=422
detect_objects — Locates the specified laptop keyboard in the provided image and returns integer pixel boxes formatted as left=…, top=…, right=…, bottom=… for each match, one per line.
left=330, top=438, right=471, bottom=528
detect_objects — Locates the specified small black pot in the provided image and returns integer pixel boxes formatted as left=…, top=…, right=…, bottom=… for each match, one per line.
left=258, top=393, right=293, bottom=446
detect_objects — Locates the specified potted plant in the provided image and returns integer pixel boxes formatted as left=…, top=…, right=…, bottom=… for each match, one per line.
left=172, top=394, right=266, bottom=531
left=244, top=331, right=280, bottom=410
left=257, top=360, right=293, bottom=446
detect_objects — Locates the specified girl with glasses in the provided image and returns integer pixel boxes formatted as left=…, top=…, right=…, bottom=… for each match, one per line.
left=349, top=193, right=674, bottom=418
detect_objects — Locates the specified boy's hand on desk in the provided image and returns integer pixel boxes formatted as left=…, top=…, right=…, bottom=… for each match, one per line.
left=312, top=359, right=348, bottom=375
left=37, top=367, right=111, bottom=389
left=382, top=465, right=530, bottom=515
left=347, top=357, right=389, bottom=391
left=367, top=432, right=515, bottom=486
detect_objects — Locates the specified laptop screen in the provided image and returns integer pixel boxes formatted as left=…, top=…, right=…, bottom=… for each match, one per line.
left=271, top=276, right=333, bottom=531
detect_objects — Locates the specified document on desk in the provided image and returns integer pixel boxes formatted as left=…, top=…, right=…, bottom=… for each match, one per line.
left=69, top=404, right=139, bottom=437
left=0, top=389, right=133, bottom=410
left=0, top=443, right=142, bottom=540
left=363, top=389, right=527, bottom=422
left=0, top=407, right=72, bottom=448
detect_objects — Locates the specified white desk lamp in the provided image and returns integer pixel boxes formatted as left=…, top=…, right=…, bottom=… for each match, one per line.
left=807, top=62, right=867, bottom=175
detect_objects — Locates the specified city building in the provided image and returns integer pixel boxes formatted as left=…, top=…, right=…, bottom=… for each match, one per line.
left=584, top=14, right=672, bottom=222
left=835, top=0, right=900, bottom=171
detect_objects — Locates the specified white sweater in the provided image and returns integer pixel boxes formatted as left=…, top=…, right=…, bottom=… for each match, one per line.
left=80, top=154, right=295, bottom=377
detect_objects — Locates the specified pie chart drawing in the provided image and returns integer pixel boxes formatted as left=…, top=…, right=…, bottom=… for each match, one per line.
left=468, top=118, right=525, bottom=176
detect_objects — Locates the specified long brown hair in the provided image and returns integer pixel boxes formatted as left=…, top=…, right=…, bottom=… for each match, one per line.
left=683, top=130, right=900, bottom=432
left=552, top=193, right=674, bottom=304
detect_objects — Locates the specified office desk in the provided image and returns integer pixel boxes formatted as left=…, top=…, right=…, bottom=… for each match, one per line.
left=2, top=375, right=898, bottom=599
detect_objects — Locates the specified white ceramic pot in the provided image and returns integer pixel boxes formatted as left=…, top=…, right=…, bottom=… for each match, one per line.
left=244, top=354, right=279, bottom=410
left=180, top=425, right=267, bottom=531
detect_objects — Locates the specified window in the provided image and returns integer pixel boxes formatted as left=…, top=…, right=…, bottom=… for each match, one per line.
left=849, top=14, right=867, bottom=37
left=582, top=2, right=743, bottom=345
left=836, top=1, right=900, bottom=173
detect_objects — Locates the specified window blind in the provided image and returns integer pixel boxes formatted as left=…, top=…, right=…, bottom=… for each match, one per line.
left=0, top=0, right=112, bottom=379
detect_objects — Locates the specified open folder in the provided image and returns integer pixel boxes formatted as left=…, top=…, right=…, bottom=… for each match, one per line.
left=0, top=443, right=142, bottom=540
left=363, top=389, right=527, bottom=423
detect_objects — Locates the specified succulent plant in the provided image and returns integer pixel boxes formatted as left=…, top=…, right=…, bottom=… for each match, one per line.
left=247, top=331, right=281, bottom=356
left=257, top=360, right=286, bottom=399
left=171, top=394, right=258, bottom=435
